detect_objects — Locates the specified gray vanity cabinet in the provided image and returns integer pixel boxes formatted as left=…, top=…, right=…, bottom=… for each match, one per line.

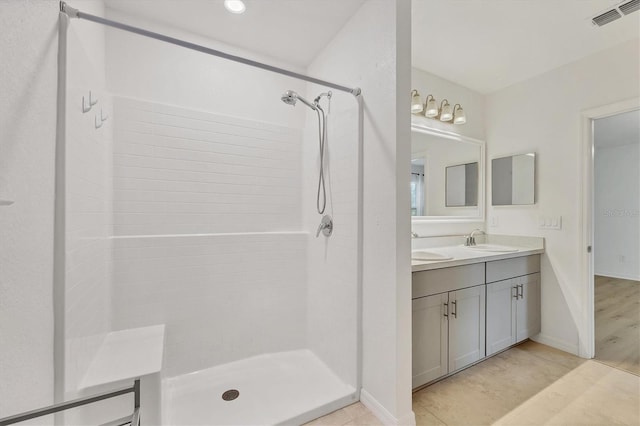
left=448, top=285, right=486, bottom=372
left=412, top=293, right=448, bottom=387
left=516, top=273, right=541, bottom=342
left=412, top=264, right=486, bottom=388
left=486, top=256, right=541, bottom=356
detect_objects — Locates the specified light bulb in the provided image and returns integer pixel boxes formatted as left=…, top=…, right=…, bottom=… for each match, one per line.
left=453, top=105, right=466, bottom=124
left=224, top=0, right=246, bottom=14
left=440, top=100, right=453, bottom=122
left=425, top=95, right=438, bottom=118
left=411, top=90, right=423, bottom=114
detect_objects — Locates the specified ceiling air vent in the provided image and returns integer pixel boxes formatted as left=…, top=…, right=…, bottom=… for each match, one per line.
left=592, top=9, right=622, bottom=26
left=619, top=0, right=640, bottom=15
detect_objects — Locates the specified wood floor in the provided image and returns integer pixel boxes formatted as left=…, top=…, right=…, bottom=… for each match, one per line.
left=594, top=275, right=640, bottom=375
left=307, top=341, right=640, bottom=425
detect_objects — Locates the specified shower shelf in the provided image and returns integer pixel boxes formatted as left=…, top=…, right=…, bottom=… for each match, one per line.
left=80, top=324, right=165, bottom=389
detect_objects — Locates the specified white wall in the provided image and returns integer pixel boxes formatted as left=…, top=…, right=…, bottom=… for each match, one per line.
left=0, top=0, right=60, bottom=418
left=304, top=1, right=413, bottom=423
left=486, top=38, right=640, bottom=355
left=594, top=142, right=640, bottom=281
left=105, top=8, right=307, bottom=129
left=411, top=68, right=486, bottom=141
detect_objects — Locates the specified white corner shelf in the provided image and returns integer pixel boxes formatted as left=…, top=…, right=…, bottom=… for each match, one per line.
left=80, top=324, right=165, bottom=390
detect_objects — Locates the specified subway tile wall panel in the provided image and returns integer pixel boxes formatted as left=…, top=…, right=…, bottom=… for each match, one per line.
left=111, top=232, right=307, bottom=378
left=110, top=97, right=308, bottom=378
left=112, top=97, right=303, bottom=235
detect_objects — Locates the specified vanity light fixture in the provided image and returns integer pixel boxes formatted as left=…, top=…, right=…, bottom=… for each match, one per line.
left=439, top=99, right=453, bottom=122
left=410, top=89, right=466, bottom=125
left=224, top=0, right=246, bottom=14
left=411, top=90, right=423, bottom=113
left=424, top=94, right=438, bottom=118
left=453, top=104, right=466, bottom=124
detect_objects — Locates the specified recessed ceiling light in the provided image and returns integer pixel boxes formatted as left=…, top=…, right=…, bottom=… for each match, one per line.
left=224, top=0, right=246, bottom=14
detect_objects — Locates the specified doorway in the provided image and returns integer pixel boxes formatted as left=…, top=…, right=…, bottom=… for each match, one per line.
left=592, top=109, right=640, bottom=375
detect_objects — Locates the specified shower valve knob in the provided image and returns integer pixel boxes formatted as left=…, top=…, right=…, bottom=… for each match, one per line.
left=316, top=215, right=333, bottom=238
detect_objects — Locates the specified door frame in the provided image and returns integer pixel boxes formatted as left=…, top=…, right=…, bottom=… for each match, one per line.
left=579, top=97, right=640, bottom=358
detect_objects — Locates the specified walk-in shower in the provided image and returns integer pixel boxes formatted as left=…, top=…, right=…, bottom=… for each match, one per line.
left=54, top=2, right=363, bottom=425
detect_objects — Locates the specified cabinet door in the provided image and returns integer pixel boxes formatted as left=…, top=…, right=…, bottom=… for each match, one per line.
left=412, top=293, right=448, bottom=388
left=486, top=279, right=517, bottom=356
left=516, top=273, right=541, bottom=342
left=448, top=285, right=486, bottom=372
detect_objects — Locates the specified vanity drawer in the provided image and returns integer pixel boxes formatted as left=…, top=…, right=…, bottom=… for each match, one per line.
left=412, top=263, right=485, bottom=298
left=486, top=255, right=540, bottom=283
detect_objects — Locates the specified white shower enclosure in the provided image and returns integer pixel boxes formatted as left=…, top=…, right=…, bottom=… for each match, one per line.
left=58, top=2, right=362, bottom=425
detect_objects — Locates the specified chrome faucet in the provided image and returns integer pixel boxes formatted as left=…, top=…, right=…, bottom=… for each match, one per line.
left=465, top=229, right=485, bottom=246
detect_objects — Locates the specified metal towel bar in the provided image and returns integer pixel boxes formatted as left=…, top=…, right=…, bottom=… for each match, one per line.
left=0, top=379, right=140, bottom=426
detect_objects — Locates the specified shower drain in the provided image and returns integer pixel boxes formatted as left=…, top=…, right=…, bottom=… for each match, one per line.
left=222, top=389, right=240, bottom=401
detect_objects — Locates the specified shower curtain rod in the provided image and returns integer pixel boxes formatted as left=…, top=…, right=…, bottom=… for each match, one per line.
left=59, top=2, right=362, bottom=97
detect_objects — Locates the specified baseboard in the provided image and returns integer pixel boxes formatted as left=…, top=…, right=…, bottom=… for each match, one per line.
left=360, top=389, right=416, bottom=426
left=594, top=271, right=640, bottom=281
left=531, top=334, right=579, bottom=356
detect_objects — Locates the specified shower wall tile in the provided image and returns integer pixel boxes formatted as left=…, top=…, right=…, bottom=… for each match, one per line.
left=301, top=90, right=359, bottom=389
left=112, top=97, right=303, bottom=236
left=110, top=232, right=307, bottom=378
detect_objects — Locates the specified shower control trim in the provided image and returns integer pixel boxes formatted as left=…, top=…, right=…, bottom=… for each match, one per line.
left=316, top=215, right=333, bottom=238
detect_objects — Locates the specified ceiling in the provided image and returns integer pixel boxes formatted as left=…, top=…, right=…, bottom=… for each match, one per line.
left=595, top=109, right=640, bottom=148
left=412, top=0, right=640, bottom=94
left=105, top=0, right=365, bottom=68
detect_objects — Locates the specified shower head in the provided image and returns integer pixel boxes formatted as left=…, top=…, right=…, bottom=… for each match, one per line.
left=281, top=90, right=317, bottom=110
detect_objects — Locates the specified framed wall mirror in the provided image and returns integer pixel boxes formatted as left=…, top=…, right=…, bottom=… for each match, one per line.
left=411, top=121, right=485, bottom=221
left=491, top=153, right=536, bottom=205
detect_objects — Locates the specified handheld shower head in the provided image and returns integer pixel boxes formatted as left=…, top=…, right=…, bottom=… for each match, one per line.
left=281, top=90, right=317, bottom=110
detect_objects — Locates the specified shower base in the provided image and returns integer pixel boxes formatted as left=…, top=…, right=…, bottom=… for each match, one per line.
left=163, top=349, right=356, bottom=425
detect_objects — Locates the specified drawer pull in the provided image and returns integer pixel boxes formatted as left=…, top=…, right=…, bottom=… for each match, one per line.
left=519, top=284, right=524, bottom=299
left=443, top=302, right=449, bottom=318
left=451, top=300, right=457, bottom=318
left=513, top=286, right=519, bottom=300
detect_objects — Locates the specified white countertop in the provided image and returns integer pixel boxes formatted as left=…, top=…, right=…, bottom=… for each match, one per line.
left=411, top=235, right=545, bottom=272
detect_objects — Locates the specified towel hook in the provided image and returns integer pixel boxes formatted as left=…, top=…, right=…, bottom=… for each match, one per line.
left=82, top=91, right=98, bottom=113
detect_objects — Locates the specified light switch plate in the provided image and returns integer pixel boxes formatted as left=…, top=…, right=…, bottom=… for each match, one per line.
left=538, top=215, right=562, bottom=230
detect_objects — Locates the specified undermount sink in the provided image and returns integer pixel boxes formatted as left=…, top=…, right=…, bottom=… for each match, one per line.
left=464, top=244, right=519, bottom=253
left=412, top=250, right=454, bottom=261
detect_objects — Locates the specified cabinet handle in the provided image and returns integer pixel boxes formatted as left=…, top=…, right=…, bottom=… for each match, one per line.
left=519, top=284, right=524, bottom=299
left=451, top=300, right=457, bottom=318
left=512, top=286, right=519, bottom=300
left=443, top=302, right=448, bottom=318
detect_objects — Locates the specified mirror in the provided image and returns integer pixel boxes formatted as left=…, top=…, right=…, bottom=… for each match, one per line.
left=411, top=122, right=485, bottom=220
left=446, top=162, right=478, bottom=207
left=491, top=153, right=536, bottom=205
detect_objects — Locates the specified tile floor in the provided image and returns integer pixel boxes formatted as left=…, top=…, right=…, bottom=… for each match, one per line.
left=306, top=341, right=640, bottom=425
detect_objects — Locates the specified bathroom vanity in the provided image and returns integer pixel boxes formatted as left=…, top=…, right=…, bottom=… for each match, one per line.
left=411, top=242, right=543, bottom=389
